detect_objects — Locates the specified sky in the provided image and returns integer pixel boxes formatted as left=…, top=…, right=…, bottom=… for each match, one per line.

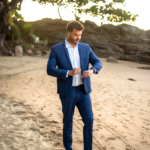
left=19, top=0, right=150, bottom=30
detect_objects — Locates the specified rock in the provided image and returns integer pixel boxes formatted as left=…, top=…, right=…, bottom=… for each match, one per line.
left=145, top=30, right=150, bottom=39
left=42, top=50, right=49, bottom=55
left=16, top=40, right=22, bottom=45
left=107, top=56, right=118, bottom=63
left=9, top=51, right=15, bottom=56
left=137, top=66, right=150, bottom=70
left=128, top=78, right=136, bottom=81
left=120, top=55, right=138, bottom=62
left=36, top=50, right=42, bottom=55
left=29, top=33, right=36, bottom=43
left=118, top=24, right=144, bottom=36
left=39, top=40, right=43, bottom=45
left=26, top=49, right=33, bottom=55
left=43, top=39, right=48, bottom=46
left=84, top=20, right=99, bottom=30
left=30, top=44, right=35, bottom=49
left=15, top=45, right=23, bottom=56
left=116, top=43, right=150, bottom=55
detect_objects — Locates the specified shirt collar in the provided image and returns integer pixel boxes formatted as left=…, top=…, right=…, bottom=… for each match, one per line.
left=65, top=37, right=78, bottom=49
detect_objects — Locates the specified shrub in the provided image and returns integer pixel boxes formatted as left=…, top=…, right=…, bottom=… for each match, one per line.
left=5, top=24, right=20, bottom=41
left=21, top=43, right=32, bottom=50
left=23, top=23, right=34, bottom=35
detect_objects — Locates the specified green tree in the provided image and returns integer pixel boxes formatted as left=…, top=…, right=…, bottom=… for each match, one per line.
left=0, top=0, right=24, bottom=55
left=74, top=0, right=138, bottom=32
left=6, top=5, right=24, bottom=42
left=70, top=0, right=138, bottom=25
left=11, top=9, right=24, bottom=21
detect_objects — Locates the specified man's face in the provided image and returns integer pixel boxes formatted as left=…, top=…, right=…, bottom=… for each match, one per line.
left=67, top=28, right=82, bottom=45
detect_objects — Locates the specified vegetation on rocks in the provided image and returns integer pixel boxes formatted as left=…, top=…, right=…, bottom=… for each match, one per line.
left=5, top=24, right=20, bottom=41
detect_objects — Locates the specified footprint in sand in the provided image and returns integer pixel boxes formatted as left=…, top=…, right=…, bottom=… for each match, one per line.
left=29, top=126, right=40, bottom=132
left=143, top=122, right=150, bottom=125
left=76, top=139, right=83, bottom=143
left=130, top=115, right=134, bottom=118
left=123, top=125, right=129, bottom=128
left=105, top=136, right=118, bottom=142
left=38, top=125, right=44, bottom=128
left=141, top=141, right=150, bottom=145
left=107, top=137, right=116, bottom=140
left=125, top=147, right=132, bottom=150
left=127, top=132, right=133, bottom=136
left=140, top=132, right=146, bottom=139
left=139, top=112, right=143, bottom=115
left=145, top=128, right=150, bottom=130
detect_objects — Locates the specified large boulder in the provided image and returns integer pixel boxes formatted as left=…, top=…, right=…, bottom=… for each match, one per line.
left=91, top=43, right=124, bottom=58
left=15, top=45, right=23, bottom=56
left=107, top=56, right=118, bottom=63
left=26, top=49, right=33, bottom=55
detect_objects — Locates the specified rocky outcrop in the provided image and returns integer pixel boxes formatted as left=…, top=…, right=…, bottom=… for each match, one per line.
left=14, top=18, right=150, bottom=64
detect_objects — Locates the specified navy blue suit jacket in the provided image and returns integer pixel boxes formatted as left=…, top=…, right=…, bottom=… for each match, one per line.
left=47, top=39, right=102, bottom=95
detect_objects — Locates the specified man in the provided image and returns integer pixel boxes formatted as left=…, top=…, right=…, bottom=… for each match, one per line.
left=47, top=20, right=102, bottom=150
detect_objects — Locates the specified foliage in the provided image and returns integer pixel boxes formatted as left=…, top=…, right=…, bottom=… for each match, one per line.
left=7, top=9, right=24, bottom=26
left=23, top=23, right=34, bottom=35
left=7, top=0, right=24, bottom=25
left=7, top=12, right=14, bottom=26
left=7, top=0, right=138, bottom=26
left=11, top=9, right=24, bottom=21
left=35, top=0, right=138, bottom=25
left=5, top=24, right=20, bottom=41
left=78, top=0, right=138, bottom=26
left=21, top=43, right=33, bottom=50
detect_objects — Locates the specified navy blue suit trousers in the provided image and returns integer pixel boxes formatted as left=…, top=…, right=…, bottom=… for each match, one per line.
left=59, top=84, right=93, bottom=150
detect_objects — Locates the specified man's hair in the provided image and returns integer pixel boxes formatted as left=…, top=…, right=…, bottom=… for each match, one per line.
left=66, top=20, right=85, bottom=32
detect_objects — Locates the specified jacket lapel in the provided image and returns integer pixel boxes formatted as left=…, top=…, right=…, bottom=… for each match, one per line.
left=62, top=40, right=83, bottom=72
left=78, top=43, right=83, bottom=73
left=62, top=40, right=73, bottom=69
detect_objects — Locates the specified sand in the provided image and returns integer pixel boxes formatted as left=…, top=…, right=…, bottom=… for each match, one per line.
left=0, top=56, right=150, bottom=150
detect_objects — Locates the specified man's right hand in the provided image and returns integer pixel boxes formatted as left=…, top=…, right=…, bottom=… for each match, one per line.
left=68, top=68, right=81, bottom=76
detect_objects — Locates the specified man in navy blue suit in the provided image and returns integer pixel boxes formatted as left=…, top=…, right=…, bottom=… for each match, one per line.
left=47, top=20, right=102, bottom=150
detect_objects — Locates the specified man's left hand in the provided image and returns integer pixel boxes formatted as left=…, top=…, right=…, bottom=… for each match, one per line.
left=81, top=69, right=94, bottom=78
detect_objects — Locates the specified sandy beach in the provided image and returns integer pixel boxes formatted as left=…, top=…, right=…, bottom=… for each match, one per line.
left=0, top=56, right=150, bottom=150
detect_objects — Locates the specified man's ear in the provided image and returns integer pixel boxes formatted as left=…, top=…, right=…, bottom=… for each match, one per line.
left=67, top=31, right=70, bottom=37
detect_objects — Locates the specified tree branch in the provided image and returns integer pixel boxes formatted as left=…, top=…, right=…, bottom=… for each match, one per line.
left=8, top=0, right=23, bottom=10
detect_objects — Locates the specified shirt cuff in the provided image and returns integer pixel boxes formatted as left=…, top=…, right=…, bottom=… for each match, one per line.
left=66, top=70, right=69, bottom=78
left=90, top=68, right=96, bottom=74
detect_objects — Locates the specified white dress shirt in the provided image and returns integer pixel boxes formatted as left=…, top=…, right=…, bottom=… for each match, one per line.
left=65, top=37, right=83, bottom=86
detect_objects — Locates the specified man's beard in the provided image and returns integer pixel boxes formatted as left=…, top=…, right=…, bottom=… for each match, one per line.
left=70, top=37, right=79, bottom=44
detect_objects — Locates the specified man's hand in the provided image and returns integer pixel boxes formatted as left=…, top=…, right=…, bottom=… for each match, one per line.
left=68, top=68, right=81, bottom=76
left=81, top=69, right=94, bottom=78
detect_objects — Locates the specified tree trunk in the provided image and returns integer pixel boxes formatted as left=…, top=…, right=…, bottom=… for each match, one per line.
left=57, top=5, right=62, bottom=20
left=72, top=13, right=80, bottom=21
left=0, top=1, right=12, bottom=56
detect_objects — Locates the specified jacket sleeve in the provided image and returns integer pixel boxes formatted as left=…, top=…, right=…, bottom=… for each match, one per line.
left=47, top=47, right=68, bottom=80
left=88, top=45, right=102, bottom=74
